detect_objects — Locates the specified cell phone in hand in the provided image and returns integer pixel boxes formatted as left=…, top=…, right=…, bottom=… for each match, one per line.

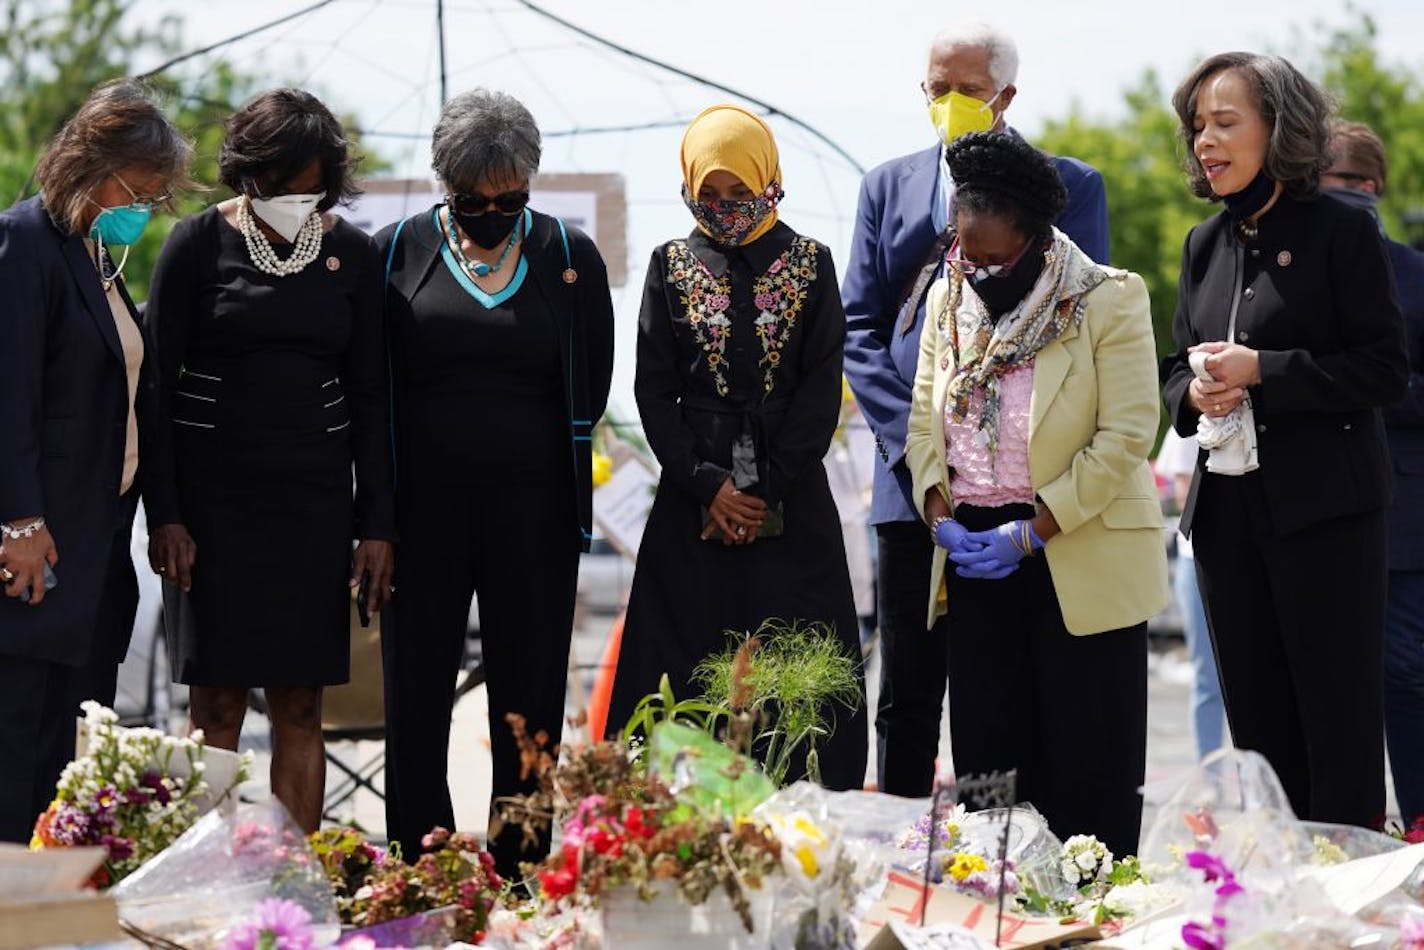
left=18, top=563, right=58, bottom=604
left=356, top=571, right=371, bottom=628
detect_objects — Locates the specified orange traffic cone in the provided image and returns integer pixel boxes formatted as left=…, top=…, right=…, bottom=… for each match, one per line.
left=586, top=610, right=625, bottom=742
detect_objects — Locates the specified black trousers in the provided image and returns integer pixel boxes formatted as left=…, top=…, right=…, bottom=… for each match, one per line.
left=0, top=520, right=132, bottom=842
left=382, top=480, right=579, bottom=882
left=1192, top=471, right=1386, bottom=827
left=943, top=504, right=1148, bottom=859
left=874, top=520, right=950, bottom=796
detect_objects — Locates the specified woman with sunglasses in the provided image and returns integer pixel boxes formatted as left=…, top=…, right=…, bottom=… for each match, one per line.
left=905, top=131, right=1166, bottom=856
left=144, top=89, right=395, bottom=832
left=375, top=88, right=614, bottom=879
left=0, top=80, right=191, bottom=841
left=606, top=104, right=868, bottom=790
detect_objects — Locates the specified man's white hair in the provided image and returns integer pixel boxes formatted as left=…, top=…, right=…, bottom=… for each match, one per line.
left=930, top=23, right=1019, bottom=90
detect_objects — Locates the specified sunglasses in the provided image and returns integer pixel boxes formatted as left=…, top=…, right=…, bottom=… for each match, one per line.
left=946, top=235, right=1036, bottom=280
left=1323, top=169, right=1373, bottom=184
left=447, top=190, right=530, bottom=216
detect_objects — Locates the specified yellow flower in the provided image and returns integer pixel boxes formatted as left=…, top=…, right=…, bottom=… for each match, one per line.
left=793, top=844, right=819, bottom=878
left=591, top=451, right=613, bottom=488
left=947, top=852, right=988, bottom=882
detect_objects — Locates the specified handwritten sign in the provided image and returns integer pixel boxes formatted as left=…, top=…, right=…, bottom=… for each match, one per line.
left=861, top=870, right=1101, bottom=949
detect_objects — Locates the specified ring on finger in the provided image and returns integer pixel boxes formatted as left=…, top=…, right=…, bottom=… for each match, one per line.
left=0, top=567, right=13, bottom=583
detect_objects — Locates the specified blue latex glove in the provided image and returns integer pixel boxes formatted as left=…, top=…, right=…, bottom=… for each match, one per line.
left=949, top=519, right=1044, bottom=580
left=933, top=517, right=983, bottom=555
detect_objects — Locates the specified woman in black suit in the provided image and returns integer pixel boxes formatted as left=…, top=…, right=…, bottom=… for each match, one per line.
left=0, top=80, right=192, bottom=842
left=1162, top=52, right=1408, bottom=827
left=376, top=88, right=614, bottom=880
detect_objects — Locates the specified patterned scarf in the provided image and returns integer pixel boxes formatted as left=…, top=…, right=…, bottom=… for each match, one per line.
left=940, top=228, right=1107, bottom=453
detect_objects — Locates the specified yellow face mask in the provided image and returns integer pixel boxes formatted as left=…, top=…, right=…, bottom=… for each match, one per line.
left=927, top=88, right=1002, bottom=145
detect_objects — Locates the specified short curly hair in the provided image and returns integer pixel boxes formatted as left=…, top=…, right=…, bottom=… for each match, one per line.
left=219, top=88, right=360, bottom=212
left=1172, top=52, right=1333, bottom=200
left=945, top=131, right=1067, bottom=237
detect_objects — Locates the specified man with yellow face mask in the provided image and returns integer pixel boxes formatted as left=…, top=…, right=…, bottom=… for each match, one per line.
left=841, top=21, right=1109, bottom=798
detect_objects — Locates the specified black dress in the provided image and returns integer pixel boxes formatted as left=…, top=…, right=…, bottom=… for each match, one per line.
left=607, top=221, right=869, bottom=790
left=144, top=207, right=395, bottom=687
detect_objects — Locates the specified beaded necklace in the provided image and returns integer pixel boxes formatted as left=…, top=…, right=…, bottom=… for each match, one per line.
left=442, top=208, right=522, bottom=279
left=237, top=197, right=323, bottom=276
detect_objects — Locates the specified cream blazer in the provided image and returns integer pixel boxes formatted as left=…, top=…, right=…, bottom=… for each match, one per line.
left=906, top=266, right=1169, bottom=635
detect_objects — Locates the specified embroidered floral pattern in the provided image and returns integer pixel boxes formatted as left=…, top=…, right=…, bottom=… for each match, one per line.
left=665, top=236, right=820, bottom=397
left=752, top=237, right=819, bottom=395
left=667, top=241, right=733, bottom=396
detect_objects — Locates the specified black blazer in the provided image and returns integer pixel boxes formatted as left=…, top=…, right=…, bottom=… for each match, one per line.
left=0, top=196, right=152, bottom=664
left=1162, top=194, right=1409, bottom=538
left=375, top=208, right=616, bottom=552
left=1383, top=237, right=1424, bottom=570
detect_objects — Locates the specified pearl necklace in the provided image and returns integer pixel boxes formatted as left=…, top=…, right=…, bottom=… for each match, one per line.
left=237, top=197, right=323, bottom=276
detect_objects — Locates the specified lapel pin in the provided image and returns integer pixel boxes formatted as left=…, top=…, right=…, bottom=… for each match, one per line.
left=1276, top=250, right=1292, bottom=267
left=326, top=256, right=341, bottom=271
left=562, top=268, right=578, bottom=284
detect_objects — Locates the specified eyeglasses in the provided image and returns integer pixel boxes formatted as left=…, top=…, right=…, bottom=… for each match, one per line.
left=1323, top=169, right=1373, bottom=184
left=945, top=235, right=1036, bottom=280
left=111, top=174, right=171, bottom=211
left=447, top=190, right=530, bottom=216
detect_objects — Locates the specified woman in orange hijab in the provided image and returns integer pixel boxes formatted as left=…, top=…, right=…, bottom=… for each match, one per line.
left=608, top=105, right=868, bottom=789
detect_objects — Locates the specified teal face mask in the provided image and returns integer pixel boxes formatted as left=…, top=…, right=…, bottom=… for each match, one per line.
left=90, top=205, right=152, bottom=246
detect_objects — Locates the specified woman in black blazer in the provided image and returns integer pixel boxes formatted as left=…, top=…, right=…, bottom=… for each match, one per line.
left=375, top=88, right=614, bottom=880
left=1162, top=53, right=1408, bottom=827
left=0, top=80, right=191, bottom=842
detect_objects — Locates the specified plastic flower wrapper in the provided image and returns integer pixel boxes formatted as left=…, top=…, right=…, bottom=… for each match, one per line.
left=1140, top=749, right=1311, bottom=887
left=954, top=805, right=1076, bottom=904
left=648, top=720, right=775, bottom=817
left=753, top=783, right=927, bottom=949
left=1299, top=820, right=1408, bottom=865
left=111, top=798, right=339, bottom=949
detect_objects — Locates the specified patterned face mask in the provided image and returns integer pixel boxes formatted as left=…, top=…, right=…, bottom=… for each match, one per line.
left=682, top=180, right=784, bottom=246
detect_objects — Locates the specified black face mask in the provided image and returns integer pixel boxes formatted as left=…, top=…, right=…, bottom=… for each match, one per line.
left=970, top=237, right=1049, bottom=315
left=453, top=209, right=521, bottom=249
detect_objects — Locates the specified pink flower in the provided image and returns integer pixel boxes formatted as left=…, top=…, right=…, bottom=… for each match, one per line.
left=1181, top=920, right=1225, bottom=950
left=1185, top=850, right=1232, bottom=884
left=221, top=898, right=315, bottom=950
left=1401, top=912, right=1424, bottom=949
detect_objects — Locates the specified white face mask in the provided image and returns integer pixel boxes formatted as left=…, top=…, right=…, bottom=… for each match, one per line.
left=249, top=191, right=325, bottom=242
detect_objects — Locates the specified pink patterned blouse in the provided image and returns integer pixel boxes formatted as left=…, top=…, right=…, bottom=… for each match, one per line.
left=944, top=361, right=1036, bottom=508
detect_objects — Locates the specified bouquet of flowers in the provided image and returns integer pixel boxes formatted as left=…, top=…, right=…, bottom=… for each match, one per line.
left=309, top=826, right=503, bottom=944
left=30, top=701, right=250, bottom=887
left=495, top=714, right=789, bottom=934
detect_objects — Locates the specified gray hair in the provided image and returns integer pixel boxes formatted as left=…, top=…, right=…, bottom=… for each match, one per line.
left=1173, top=52, right=1334, bottom=200
left=930, top=23, right=1019, bottom=90
left=35, top=79, right=193, bottom=235
left=431, top=89, right=541, bottom=192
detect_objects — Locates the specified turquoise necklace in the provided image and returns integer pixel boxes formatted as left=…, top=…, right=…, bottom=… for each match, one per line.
left=444, top=208, right=521, bottom=278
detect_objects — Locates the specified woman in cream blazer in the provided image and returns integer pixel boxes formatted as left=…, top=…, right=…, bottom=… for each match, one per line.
left=904, top=132, right=1167, bottom=857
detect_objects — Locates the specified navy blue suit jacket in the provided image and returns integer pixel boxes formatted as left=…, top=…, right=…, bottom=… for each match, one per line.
left=1384, top=237, right=1424, bottom=570
left=0, top=196, right=150, bottom=665
left=841, top=142, right=1110, bottom=524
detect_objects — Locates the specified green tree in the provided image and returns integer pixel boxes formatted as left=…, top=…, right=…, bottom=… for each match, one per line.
left=0, top=0, right=381, bottom=299
left=1033, top=16, right=1424, bottom=449
left=1313, top=14, right=1424, bottom=241
left=1037, top=71, right=1212, bottom=364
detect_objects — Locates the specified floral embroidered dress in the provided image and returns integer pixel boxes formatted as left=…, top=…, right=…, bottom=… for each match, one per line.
left=608, top=222, right=868, bottom=790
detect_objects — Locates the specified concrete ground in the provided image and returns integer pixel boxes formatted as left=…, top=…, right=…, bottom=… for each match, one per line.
left=233, top=610, right=1386, bottom=851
